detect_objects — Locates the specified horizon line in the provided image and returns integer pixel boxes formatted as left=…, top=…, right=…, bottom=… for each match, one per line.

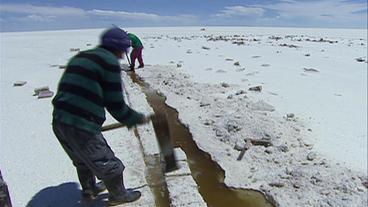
left=1, top=25, right=367, bottom=33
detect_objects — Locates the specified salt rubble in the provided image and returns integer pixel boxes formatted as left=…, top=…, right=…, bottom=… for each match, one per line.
left=137, top=65, right=368, bottom=207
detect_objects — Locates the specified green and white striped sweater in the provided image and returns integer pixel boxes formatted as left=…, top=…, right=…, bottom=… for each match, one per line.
left=52, top=47, right=143, bottom=134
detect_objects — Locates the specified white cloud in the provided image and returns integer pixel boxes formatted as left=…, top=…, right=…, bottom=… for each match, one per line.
left=24, top=14, right=55, bottom=22
left=255, top=0, right=367, bottom=21
left=211, top=0, right=367, bottom=28
left=89, top=9, right=161, bottom=21
left=0, top=4, right=198, bottom=23
left=0, top=3, right=199, bottom=31
left=0, top=4, right=85, bottom=16
left=215, top=6, right=265, bottom=18
left=278, top=0, right=297, bottom=3
left=89, top=9, right=198, bottom=24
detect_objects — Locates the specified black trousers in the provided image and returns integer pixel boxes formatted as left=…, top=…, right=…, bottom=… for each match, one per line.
left=52, top=120, right=124, bottom=182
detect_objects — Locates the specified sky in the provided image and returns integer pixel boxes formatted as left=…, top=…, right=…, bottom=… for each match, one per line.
left=0, top=0, right=367, bottom=32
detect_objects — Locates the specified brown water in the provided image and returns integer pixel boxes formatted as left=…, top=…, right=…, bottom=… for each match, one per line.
left=132, top=128, right=171, bottom=207
left=129, top=72, right=275, bottom=207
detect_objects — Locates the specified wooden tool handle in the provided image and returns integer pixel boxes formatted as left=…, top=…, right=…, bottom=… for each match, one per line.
left=101, top=113, right=158, bottom=132
left=101, top=114, right=155, bottom=132
left=101, top=123, right=125, bottom=131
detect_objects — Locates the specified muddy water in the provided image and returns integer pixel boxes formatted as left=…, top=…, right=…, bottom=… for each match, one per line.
left=129, top=72, right=274, bottom=207
left=132, top=128, right=171, bottom=207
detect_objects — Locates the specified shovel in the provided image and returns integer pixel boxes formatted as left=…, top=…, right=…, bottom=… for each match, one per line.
left=102, top=113, right=178, bottom=172
left=150, top=113, right=178, bottom=172
left=125, top=53, right=131, bottom=66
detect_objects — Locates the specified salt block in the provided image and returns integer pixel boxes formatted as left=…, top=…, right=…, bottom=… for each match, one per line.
left=34, top=86, right=50, bottom=95
left=38, top=90, right=54, bottom=99
left=70, top=48, right=80, bottom=52
left=166, top=149, right=191, bottom=176
left=249, top=85, right=262, bottom=92
left=13, top=81, right=27, bottom=86
left=165, top=148, right=206, bottom=207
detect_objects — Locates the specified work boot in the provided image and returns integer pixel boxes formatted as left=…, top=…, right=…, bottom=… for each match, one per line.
left=108, top=189, right=141, bottom=206
left=104, top=176, right=141, bottom=206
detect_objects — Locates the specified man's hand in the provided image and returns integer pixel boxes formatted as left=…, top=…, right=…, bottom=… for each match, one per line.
left=126, top=113, right=154, bottom=129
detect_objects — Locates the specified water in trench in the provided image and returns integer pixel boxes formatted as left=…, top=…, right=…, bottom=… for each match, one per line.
left=129, top=72, right=275, bottom=207
left=132, top=128, right=171, bottom=207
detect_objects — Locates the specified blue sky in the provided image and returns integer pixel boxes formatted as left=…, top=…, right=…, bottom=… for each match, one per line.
left=0, top=0, right=367, bottom=32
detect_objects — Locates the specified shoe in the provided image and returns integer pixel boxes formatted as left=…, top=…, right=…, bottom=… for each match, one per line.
left=104, top=176, right=142, bottom=206
left=129, top=65, right=135, bottom=70
left=108, top=189, right=141, bottom=206
left=138, top=64, right=144, bottom=68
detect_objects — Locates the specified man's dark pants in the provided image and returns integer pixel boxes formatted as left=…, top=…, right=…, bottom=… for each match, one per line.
left=52, top=120, right=124, bottom=191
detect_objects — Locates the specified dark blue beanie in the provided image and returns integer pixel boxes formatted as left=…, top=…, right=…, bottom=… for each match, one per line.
left=101, top=27, right=131, bottom=52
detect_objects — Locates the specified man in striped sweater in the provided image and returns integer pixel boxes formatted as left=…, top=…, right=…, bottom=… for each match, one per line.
left=52, top=27, right=149, bottom=206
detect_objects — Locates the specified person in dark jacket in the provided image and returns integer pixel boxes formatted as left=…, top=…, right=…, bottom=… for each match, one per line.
left=127, top=33, right=144, bottom=70
left=52, top=27, right=150, bottom=206
left=0, top=170, right=12, bottom=207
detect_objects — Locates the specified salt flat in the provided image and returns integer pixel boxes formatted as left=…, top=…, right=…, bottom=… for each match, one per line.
left=136, top=26, right=367, bottom=172
left=0, top=26, right=367, bottom=206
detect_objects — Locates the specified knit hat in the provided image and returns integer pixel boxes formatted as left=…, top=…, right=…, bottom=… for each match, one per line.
left=101, top=27, right=131, bottom=52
